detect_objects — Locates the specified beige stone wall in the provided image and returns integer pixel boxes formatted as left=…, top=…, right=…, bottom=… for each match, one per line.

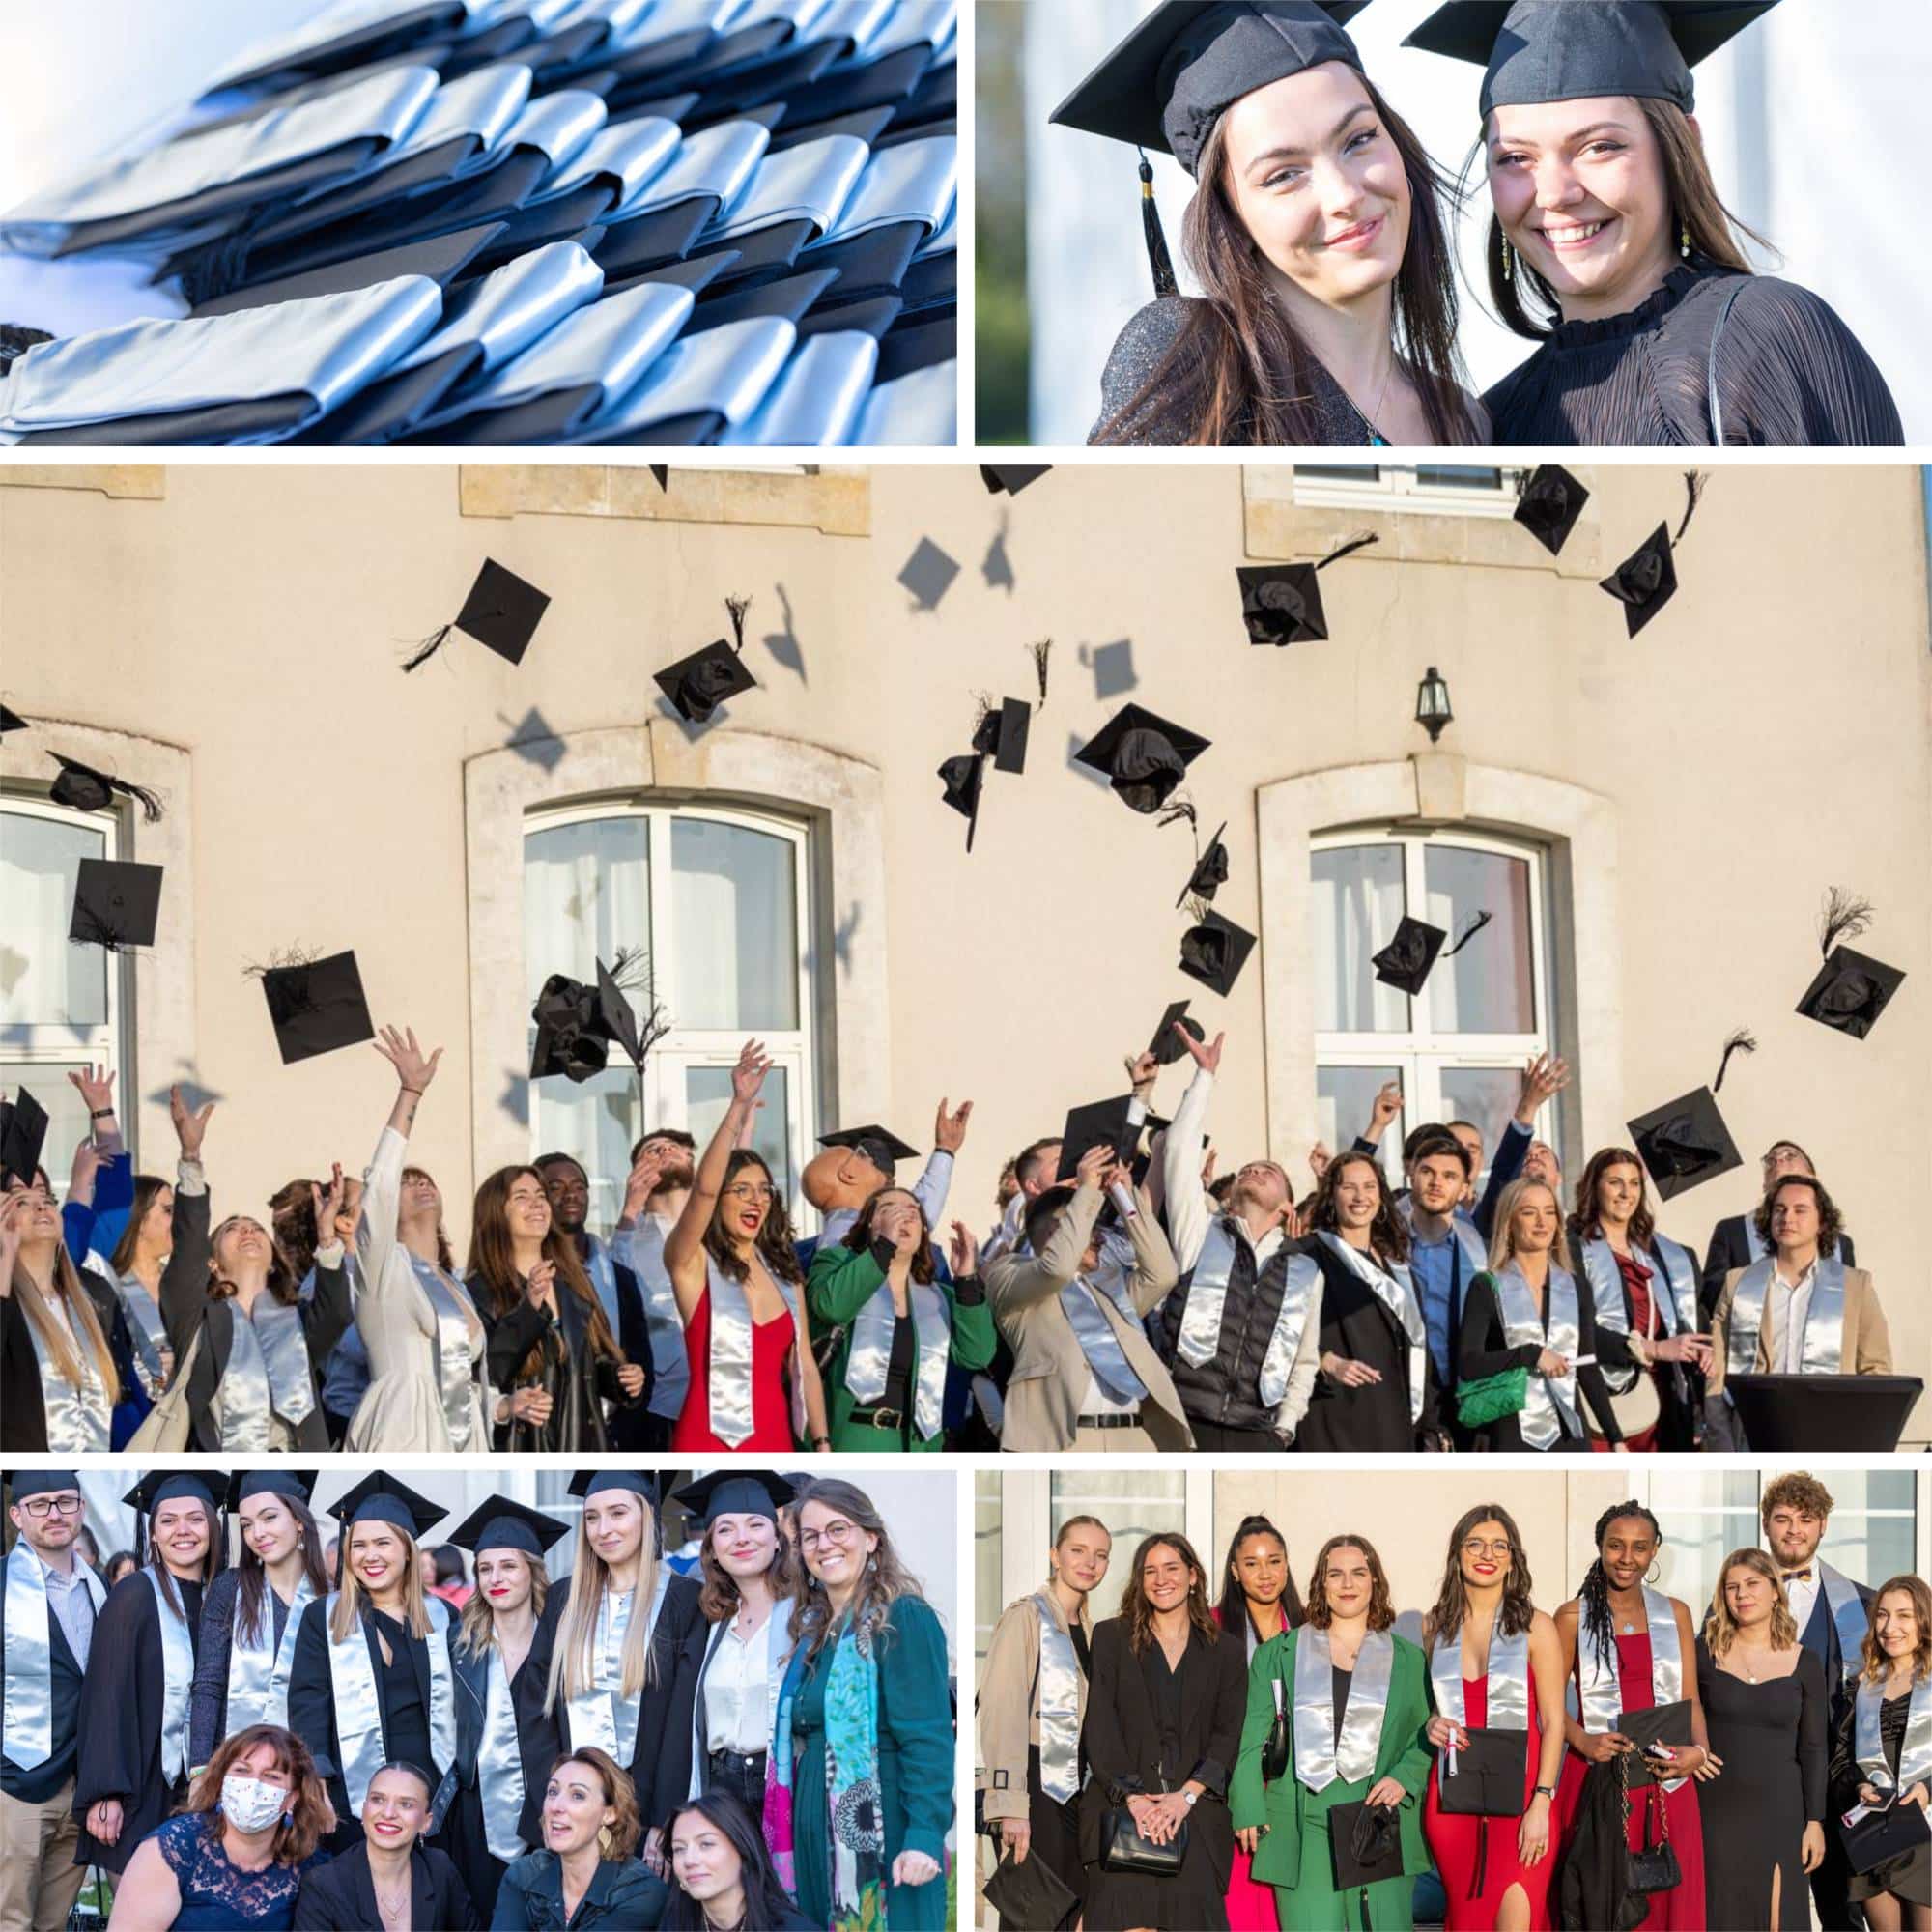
left=3, top=461, right=1926, bottom=1431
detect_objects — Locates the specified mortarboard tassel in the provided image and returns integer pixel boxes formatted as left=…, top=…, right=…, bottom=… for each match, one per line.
left=1817, top=886, right=1874, bottom=956
left=1315, top=530, right=1380, bottom=572
left=1027, top=638, right=1052, bottom=705
left=724, top=596, right=752, bottom=654
left=1138, top=155, right=1178, bottom=299
left=1674, top=471, right=1707, bottom=544
left=1712, top=1028, right=1756, bottom=1093
left=1156, top=798, right=1198, bottom=834
left=49, top=753, right=165, bottom=822
left=1443, top=909, right=1492, bottom=957
left=400, top=624, right=453, bottom=672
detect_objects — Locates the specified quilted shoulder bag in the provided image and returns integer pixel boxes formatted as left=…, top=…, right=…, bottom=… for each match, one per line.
left=1622, top=1751, right=1681, bottom=1895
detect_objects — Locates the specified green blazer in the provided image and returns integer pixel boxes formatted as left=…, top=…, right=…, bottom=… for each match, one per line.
left=806, top=1241, right=996, bottom=1452
left=1229, top=1628, right=1435, bottom=1890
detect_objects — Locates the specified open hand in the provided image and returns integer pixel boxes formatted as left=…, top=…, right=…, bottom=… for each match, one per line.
left=933, top=1096, right=973, bottom=1153
left=1074, top=1142, right=1112, bottom=1192
left=1308, top=1140, right=1333, bottom=1184
left=1516, top=1051, right=1570, bottom=1122
left=67, top=1064, right=116, bottom=1118
left=1177, top=1023, right=1223, bottom=1075
left=1123, top=1049, right=1159, bottom=1094
left=622, top=1144, right=669, bottom=1220
left=373, top=1024, right=442, bottom=1094
left=948, top=1220, right=979, bottom=1277
left=169, top=1082, right=216, bottom=1157
left=1368, top=1079, right=1403, bottom=1137
left=729, top=1038, right=771, bottom=1104
left=1321, top=1351, right=1382, bottom=1388
left=311, top=1163, right=347, bottom=1241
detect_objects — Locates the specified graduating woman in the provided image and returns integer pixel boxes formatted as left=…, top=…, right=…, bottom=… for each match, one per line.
left=769, top=1478, right=954, bottom=1932
left=76, top=1470, right=228, bottom=1874
left=538, top=1471, right=705, bottom=1873
left=294, top=1759, right=479, bottom=1931
left=106, top=1168, right=185, bottom=1403
left=1552, top=1501, right=1710, bottom=1932
left=191, top=1472, right=327, bottom=1774
left=287, top=1475, right=457, bottom=1849
left=665, top=1790, right=818, bottom=1932
left=494, top=1747, right=668, bottom=1930
left=342, top=1025, right=495, bottom=1454
left=1405, top=0, right=1903, bottom=446
left=442, top=1499, right=570, bottom=1920
left=1297, top=1152, right=1442, bottom=1455
left=671, top=1470, right=798, bottom=1816
left=1232, top=1534, right=1433, bottom=1932
left=469, top=1165, right=643, bottom=1453
left=1421, top=1505, right=1566, bottom=1932
left=663, top=1039, right=829, bottom=1456
left=807, top=1188, right=995, bottom=1452
left=1051, top=1, right=1482, bottom=445
left=1456, top=1178, right=1623, bottom=1454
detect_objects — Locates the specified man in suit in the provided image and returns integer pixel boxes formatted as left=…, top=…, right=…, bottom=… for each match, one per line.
left=1761, top=1471, right=1874, bottom=1931
left=984, top=1142, right=1188, bottom=1452
left=1700, top=1139, right=1857, bottom=1321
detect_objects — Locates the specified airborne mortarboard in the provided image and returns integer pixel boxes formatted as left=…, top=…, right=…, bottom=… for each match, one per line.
left=1627, top=1086, right=1741, bottom=1203
left=444, top=1496, right=572, bottom=1558
left=47, top=753, right=163, bottom=821
left=1372, top=916, right=1447, bottom=995
left=403, top=557, right=551, bottom=671
left=655, top=639, right=758, bottom=725
left=1072, top=702, right=1209, bottom=815
left=530, top=972, right=611, bottom=1084
left=819, top=1123, right=921, bottom=1174
left=1179, top=908, right=1257, bottom=997
left=0, top=703, right=27, bottom=733
left=1514, top=464, right=1590, bottom=555
left=1056, top=1094, right=1139, bottom=1182
left=593, top=952, right=669, bottom=1100
left=226, top=1470, right=316, bottom=1509
left=669, top=1469, right=796, bottom=1528
left=1178, top=820, right=1230, bottom=908
left=257, top=950, right=376, bottom=1065
left=1405, top=1, right=1783, bottom=118
left=981, top=465, right=1051, bottom=497
left=568, top=1470, right=662, bottom=1505
left=937, top=752, right=985, bottom=851
left=972, top=696, right=1032, bottom=775
left=327, top=1472, right=445, bottom=1539
left=0, top=1087, right=48, bottom=1187
left=125, top=1470, right=226, bottom=1517
left=1797, top=890, right=1905, bottom=1041
left=70, top=857, right=162, bottom=952
left=1237, top=533, right=1379, bottom=646
left=1601, top=472, right=1704, bottom=637
left=1150, top=999, right=1205, bottom=1065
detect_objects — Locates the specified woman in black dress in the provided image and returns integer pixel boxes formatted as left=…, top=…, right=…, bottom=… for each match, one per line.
left=1080, top=1531, right=1248, bottom=1932
left=1694, top=1548, right=1828, bottom=1929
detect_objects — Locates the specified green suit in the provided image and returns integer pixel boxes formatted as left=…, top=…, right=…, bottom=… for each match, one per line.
left=1229, top=1628, right=1435, bottom=1932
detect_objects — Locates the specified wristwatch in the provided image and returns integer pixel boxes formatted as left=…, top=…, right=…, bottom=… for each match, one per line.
left=1533, top=1783, right=1557, bottom=1799
left=1182, top=1791, right=1198, bottom=1807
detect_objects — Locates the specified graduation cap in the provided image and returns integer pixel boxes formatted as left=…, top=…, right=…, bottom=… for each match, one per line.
left=594, top=952, right=670, bottom=1104
left=1237, top=533, right=1379, bottom=646
left=655, top=639, right=758, bottom=725
left=69, top=857, right=162, bottom=952
left=226, top=1470, right=316, bottom=1509
left=568, top=1470, right=662, bottom=1506
left=1513, top=464, right=1590, bottom=555
left=1405, top=1, right=1783, bottom=118
left=327, top=1472, right=446, bottom=1539
left=937, top=752, right=985, bottom=852
left=819, top=1124, right=920, bottom=1175
left=1600, top=471, right=1704, bottom=638
left=1435, top=1727, right=1537, bottom=1817
left=9, top=1469, right=81, bottom=1500
left=1179, top=908, right=1257, bottom=997
left=982, top=1847, right=1079, bottom=1932
left=1373, top=910, right=1492, bottom=995
left=1072, top=703, right=1209, bottom=815
left=47, top=753, right=163, bottom=821
left=0, top=702, right=27, bottom=733
left=1627, top=1084, right=1741, bottom=1203
left=254, top=950, right=376, bottom=1065
left=0, top=1087, right=48, bottom=1187
left=669, top=1469, right=796, bottom=1528
left=124, top=1470, right=226, bottom=1517
left=403, top=558, right=550, bottom=671
left=444, top=1496, right=572, bottom=1559
left=530, top=972, right=611, bottom=1084
left=1796, top=889, right=1905, bottom=1042
left=1150, top=999, right=1205, bottom=1065
left=972, top=696, right=1032, bottom=775
left=1056, top=1094, right=1139, bottom=1182
left=980, top=465, right=1051, bottom=497
left=1329, top=1798, right=1406, bottom=1889
left=1177, top=820, right=1229, bottom=908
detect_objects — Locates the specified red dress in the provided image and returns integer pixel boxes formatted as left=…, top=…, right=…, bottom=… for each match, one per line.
left=1553, top=1633, right=1706, bottom=1930
left=1211, top=1607, right=1283, bottom=1932
left=669, top=1290, right=799, bottom=1453
left=1424, top=1670, right=1552, bottom=1930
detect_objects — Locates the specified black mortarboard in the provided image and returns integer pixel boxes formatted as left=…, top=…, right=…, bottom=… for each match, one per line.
left=47, top=753, right=163, bottom=821
left=1237, top=533, right=1378, bottom=646
left=260, top=950, right=376, bottom=1065
left=819, top=1124, right=921, bottom=1173
left=1616, top=1699, right=1694, bottom=1787
left=226, top=1470, right=316, bottom=1509
left=982, top=1846, right=1080, bottom=1931
left=593, top=955, right=669, bottom=1089
left=0, top=1087, right=49, bottom=1187
left=1178, top=821, right=1230, bottom=907
left=125, top=1470, right=225, bottom=1517
left=1434, top=1728, right=1529, bottom=1817
left=0, top=703, right=27, bottom=733
left=1405, top=2, right=1782, bottom=118
left=1179, top=909, right=1257, bottom=997
left=669, top=1469, right=797, bottom=1527
left=445, top=1496, right=571, bottom=1558
left=1514, top=464, right=1589, bottom=555
left=980, top=465, right=1051, bottom=497
left=69, top=858, right=162, bottom=951
left=327, top=1472, right=445, bottom=1539
left=1328, top=1798, right=1406, bottom=1889
left=9, top=1469, right=81, bottom=1500
left=403, top=557, right=550, bottom=671
left=937, top=752, right=985, bottom=852
left=1072, top=703, right=1210, bottom=815
left=655, top=639, right=758, bottom=725
left=529, top=972, right=611, bottom=1084
left=973, top=697, right=1032, bottom=775
left=1151, top=999, right=1205, bottom=1065
left=1599, top=521, right=1677, bottom=636
left=1056, top=1094, right=1139, bottom=1182
left=1797, top=890, right=1904, bottom=1041
left=567, top=1470, right=662, bottom=1505
left=1627, top=1087, right=1741, bottom=1202
left=1372, top=916, right=1448, bottom=995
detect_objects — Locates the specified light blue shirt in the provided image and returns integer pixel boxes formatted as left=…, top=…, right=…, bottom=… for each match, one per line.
left=1410, top=1232, right=1459, bottom=1382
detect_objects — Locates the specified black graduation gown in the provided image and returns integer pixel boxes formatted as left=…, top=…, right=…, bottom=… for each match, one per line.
left=1295, top=1239, right=1442, bottom=1454
left=73, top=1570, right=205, bottom=1874
left=0, top=1264, right=144, bottom=1452
left=445, top=1628, right=562, bottom=1919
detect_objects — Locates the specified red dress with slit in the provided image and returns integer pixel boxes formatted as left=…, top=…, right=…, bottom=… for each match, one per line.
left=1424, top=1670, right=1553, bottom=1930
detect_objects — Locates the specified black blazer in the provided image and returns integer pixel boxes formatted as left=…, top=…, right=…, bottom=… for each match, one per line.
left=1699, top=1215, right=1856, bottom=1322
left=0, top=1263, right=140, bottom=1451
left=293, top=1840, right=479, bottom=1930
left=1457, top=1267, right=1622, bottom=1450
left=477, top=1274, right=637, bottom=1455
left=449, top=1627, right=561, bottom=1851
left=1295, top=1237, right=1443, bottom=1454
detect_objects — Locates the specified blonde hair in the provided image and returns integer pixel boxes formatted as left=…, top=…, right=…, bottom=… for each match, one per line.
left=330, top=1524, right=433, bottom=1643
left=457, top=1553, right=550, bottom=1658
left=544, top=1500, right=660, bottom=1714
left=1487, top=1178, right=1574, bottom=1275
left=9, top=1246, right=122, bottom=1406
left=1703, top=1548, right=1799, bottom=1658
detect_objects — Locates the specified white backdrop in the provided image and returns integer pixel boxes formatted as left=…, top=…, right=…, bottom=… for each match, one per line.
left=1022, top=0, right=1932, bottom=443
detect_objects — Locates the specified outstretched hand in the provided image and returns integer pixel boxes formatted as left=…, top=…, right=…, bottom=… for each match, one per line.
left=374, top=1025, right=443, bottom=1094
left=948, top=1219, right=980, bottom=1278
left=169, top=1082, right=216, bottom=1157
left=1177, top=1023, right=1224, bottom=1075
left=1368, top=1079, right=1403, bottom=1137
left=1516, top=1051, right=1570, bottom=1122
left=729, top=1038, right=771, bottom=1104
left=311, top=1162, right=347, bottom=1242
left=933, top=1096, right=973, bottom=1153
left=67, top=1064, right=116, bottom=1118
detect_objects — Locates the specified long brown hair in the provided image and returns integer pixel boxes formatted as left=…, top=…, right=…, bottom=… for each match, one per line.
left=1095, top=78, right=1478, bottom=446
left=235, top=1492, right=327, bottom=1650
left=1307, top=1151, right=1410, bottom=1266
left=1120, top=1532, right=1219, bottom=1657
left=703, top=1149, right=803, bottom=1287
left=185, top=1724, right=335, bottom=1863
left=1703, top=1548, right=1799, bottom=1658
left=209, top=1215, right=300, bottom=1306
left=1573, top=1148, right=1656, bottom=1253
left=1483, top=98, right=1768, bottom=339
left=109, top=1174, right=172, bottom=1277
left=698, top=1516, right=799, bottom=1625
left=466, top=1165, right=619, bottom=1370
left=789, top=1478, right=922, bottom=1662
left=840, top=1186, right=934, bottom=1285
left=1305, top=1534, right=1395, bottom=1634
left=1861, top=1576, right=1932, bottom=1686
left=397, top=1167, right=457, bottom=1274
left=1424, top=1504, right=1535, bottom=1651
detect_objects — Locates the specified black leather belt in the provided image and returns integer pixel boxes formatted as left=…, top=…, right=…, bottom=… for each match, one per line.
left=849, top=1406, right=909, bottom=1432
left=1075, top=1413, right=1140, bottom=1431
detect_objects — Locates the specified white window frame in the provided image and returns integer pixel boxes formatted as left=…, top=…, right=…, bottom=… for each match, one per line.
left=1312, top=825, right=1555, bottom=1172
left=1293, top=464, right=1526, bottom=517
left=522, top=795, right=818, bottom=1215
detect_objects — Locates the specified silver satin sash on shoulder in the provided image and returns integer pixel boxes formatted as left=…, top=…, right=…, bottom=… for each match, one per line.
left=20, top=1298, right=112, bottom=1452
left=1260, top=1254, right=1321, bottom=1410
left=226, top=1577, right=315, bottom=1737
left=1401, top=1200, right=1490, bottom=1282
left=1032, top=1591, right=1082, bottom=1804
left=393, top=240, right=605, bottom=379
left=220, top=1297, right=317, bottom=1450
left=3, top=1544, right=105, bottom=1768
left=1492, top=1261, right=1582, bottom=1449
left=1820, top=1566, right=1869, bottom=1680
left=844, top=1278, right=949, bottom=1439
left=327, top=1593, right=456, bottom=1812
left=1430, top=1620, right=1529, bottom=1778
left=1578, top=1584, right=1686, bottom=1790
left=479, top=1649, right=530, bottom=1862
left=118, top=1271, right=171, bottom=1401
left=619, top=1220, right=690, bottom=1423
left=1293, top=1628, right=1393, bottom=1792
left=1642, top=1235, right=1700, bottom=1338
left=567, top=1568, right=669, bottom=1766
left=1175, top=1219, right=1241, bottom=1368
left=1317, top=1231, right=1427, bottom=1424
left=1057, top=1271, right=1146, bottom=1406
left=417, top=1260, right=483, bottom=1451
left=1856, top=1674, right=1932, bottom=1793
left=144, top=1568, right=196, bottom=1784
left=706, top=1262, right=806, bottom=1448
left=1726, top=1256, right=1846, bottom=1374
left=1579, top=1239, right=1643, bottom=1395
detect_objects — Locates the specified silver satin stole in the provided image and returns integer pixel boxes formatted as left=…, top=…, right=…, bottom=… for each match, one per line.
left=219, top=1297, right=317, bottom=1450
left=1174, top=1222, right=1319, bottom=1409
left=478, top=1649, right=531, bottom=1862
left=1817, top=1566, right=1871, bottom=1680
left=1578, top=1239, right=1646, bottom=1395
left=1400, top=1200, right=1489, bottom=1279
left=1032, top=1591, right=1082, bottom=1804
left=1641, top=1235, right=1700, bottom=1337
left=1056, top=1269, right=1146, bottom=1406
left=226, top=1577, right=314, bottom=1737
left=1429, top=1621, right=1529, bottom=1777
left=416, top=1258, right=485, bottom=1451
left=1855, top=1673, right=1932, bottom=1793
left=618, top=1220, right=691, bottom=1423
left=118, top=1271, right=171, bottom=1401
left=1578, top=1585, right=1686, bottom=1791
left=3, top=1544, right=105, bottom=1768
left=327, top=1593, right=456, bottom=1813
left=1293, top=1628, right=1395, bottom=1792
left=705, top=1261, right=807, bottom=1450
left=144, top=1568, right=197, bottom=1784
left=1316, top=1231, right=1427, bottom=1424
left=1725, top=1256, right=1848, bottom=1374
left=19, top=1297, right=112, bottom=1452
left=1492, top=1261, right=1582, bottom=1448
left=843, top=1278, right=949, bottom=1439
left=567, top=1568, right=670, bottom=1768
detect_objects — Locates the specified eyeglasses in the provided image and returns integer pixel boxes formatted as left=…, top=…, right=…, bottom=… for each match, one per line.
left=1462, top=1539, right=1513, bottom=1560
left=723, top=1184, right=776, bottom=1205
left=19, top=1495, right=84, bottom=1519
left=799, top=1520, right=859, bottom=1552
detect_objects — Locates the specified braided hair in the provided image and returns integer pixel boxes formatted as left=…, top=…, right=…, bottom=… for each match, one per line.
left=1578, top=1500, right=1662, bottom=1676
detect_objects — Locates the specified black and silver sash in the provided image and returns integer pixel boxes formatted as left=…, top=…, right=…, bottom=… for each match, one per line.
left=226, top=1577, right=314, bottom=1737
left=618, top=1220, right=692, bottom=1423
left=566, top=1568, right=670, bottom=1769
left=3, top=1544, right=105, bottom=1768
left=19, top=1296, right=112, bottom=1452
left=1317, top=1231, right=1427, bottom=1424
left=144, top=1568, right=197, bottom=1785
left=1033, top=1591, right=1083, bottom=1804
left=118, top=1270, right=171, bottom=1401
left=1725, top=1256, right=1847, bottom=1374
left=477, top=1649, right=531, bottom=1863
left=1057, top=1269, right=1146, bottom=1406
left=1855, top=1674, right=1932, bottom=1794
left=219, top=1298, right=317, bottom=1450
left=706, top=1261, right=807, bottom=1449
left=1578, top=1585, right=1685, bottom=1790
left=1293, top=1628, right=1395, bottom=1792
left=845, top=1278, right=949, bottom=1439
left=1492, top=1261, right=1582, bottom=1449
left=1175, top=1222, right=1320, bottom=1410
left=326, top=1593, right=456, bottom=1813
left=1430, top=1620, right=1529, bottom=1776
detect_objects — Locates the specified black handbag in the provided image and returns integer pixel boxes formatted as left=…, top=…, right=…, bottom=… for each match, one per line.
left=1098, top=1798, right=1189, bottom=1876
left=1260, top=1674, right=1290, bottom=1782
left=1621, top=1754, right=1682, bottom=1896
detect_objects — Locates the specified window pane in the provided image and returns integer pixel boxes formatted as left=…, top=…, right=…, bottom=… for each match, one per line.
left=686, top=1063, right=793, bottom=1199
left=1312, top=844, right=1406, bottom=1032
left=531, top=1066, right=639, bottom=1235
left=1414, top=466, right=1504, bottom=490
left=975, top=1473, right=1003, bottom=1670
left=1298, top=465, right=1380, bottom=482
left=1650, top=1469, right=1763, bottom=1611
left=1422, top=845, right=1534, bottom=1034
left=522, top=816, right=650, bottom=1001
left=1316, top=1066, right=1403, bottom=1186
left=0, top=810, right=109, bottom=1028
left=0, top=1060, right=96, bottom=1203
left=1818, top=1470, right=1918, bottom=1587
left=671, top=818, right=797, bottom=1031
left=1437, top=1068, right=1529, bottom=1191
left=1049, top=1471, right=1186, bottom=1625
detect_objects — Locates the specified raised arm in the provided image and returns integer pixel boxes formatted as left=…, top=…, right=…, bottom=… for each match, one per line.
left=1473, top=1054, right=1568, bottom=1237
left=915, top=1096, right=972, bottom=1228
left=1119, top=1176, right=1180, bottom=1317
left=157, top=1084, right=215, bottom=1358
left=359, top=1025, right=442, bottom=1292
left=1161, top=1028, right=1223, bottom=1274
left=663, top=1038, right=767, bottom=1319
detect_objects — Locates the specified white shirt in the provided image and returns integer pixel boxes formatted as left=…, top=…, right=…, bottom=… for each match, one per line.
left=1782, top=1566, right=1821, bottom=1638
left=1767, top=1259, right=1818, bottom=1374
left=705, top=1609, right=777, bottom=1755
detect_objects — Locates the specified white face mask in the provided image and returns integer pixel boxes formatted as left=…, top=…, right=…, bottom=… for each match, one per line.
left=221, top=1774, right=290, bottom=1833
